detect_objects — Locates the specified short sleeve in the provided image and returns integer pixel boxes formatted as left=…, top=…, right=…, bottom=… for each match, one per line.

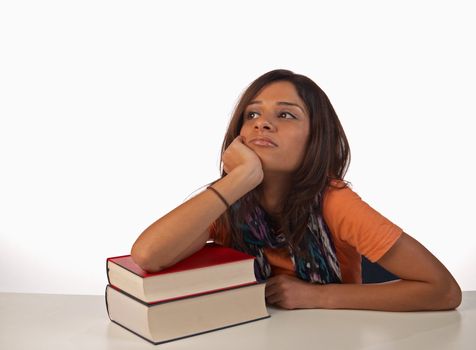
left=322, top=182, right=404, bottom=263
left=208, top=220, right=218, bottom=241
left=208, top=219, right=228, bottom=245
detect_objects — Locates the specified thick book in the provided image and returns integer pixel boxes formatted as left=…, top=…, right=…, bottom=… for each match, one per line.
left=105, top=283, right=270, bottom=345
left=106, top=243, right=258, bottom=303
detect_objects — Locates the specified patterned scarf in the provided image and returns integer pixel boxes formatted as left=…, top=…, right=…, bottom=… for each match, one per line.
left=230, top=194, right=342, bottom=284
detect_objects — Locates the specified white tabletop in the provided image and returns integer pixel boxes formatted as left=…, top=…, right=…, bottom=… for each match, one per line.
left=1, top=291, right=475, bottom=349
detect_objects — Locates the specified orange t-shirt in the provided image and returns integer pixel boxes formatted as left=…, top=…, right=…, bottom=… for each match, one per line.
left=210, top=180, right=403, bottom=284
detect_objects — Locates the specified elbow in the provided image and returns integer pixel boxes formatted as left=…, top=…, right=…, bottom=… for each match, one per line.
left=130, top=242, right=162, bottom=273
left=445, top=281, right=462, bottom=310
left=434, top=278, right=462, bottom=310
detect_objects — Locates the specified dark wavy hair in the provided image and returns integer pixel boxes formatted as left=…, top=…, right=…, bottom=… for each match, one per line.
left=212, top=69, right=351, bottom=254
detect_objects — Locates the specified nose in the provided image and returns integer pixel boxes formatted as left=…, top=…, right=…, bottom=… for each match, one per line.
left=253, top=117, right=275, bottom=132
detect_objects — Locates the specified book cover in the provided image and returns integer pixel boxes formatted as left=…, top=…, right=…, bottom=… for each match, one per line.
left=105, top=283, right=270, bottom=345
left=106, top=243, right=259, bottom=303
left=107, top=242, right=255, bottom=278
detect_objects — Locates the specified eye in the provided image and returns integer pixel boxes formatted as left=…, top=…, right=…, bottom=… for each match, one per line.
left=245, top=111, right=259, bottom=120
left=278, top=112, right=296, bottom=119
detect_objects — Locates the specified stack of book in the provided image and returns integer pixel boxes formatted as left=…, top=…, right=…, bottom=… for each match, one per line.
left=105, top=242, right=269, bottom=345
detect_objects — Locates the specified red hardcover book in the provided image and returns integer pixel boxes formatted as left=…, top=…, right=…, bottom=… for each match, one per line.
left=106, top=243, right=258, bottom=304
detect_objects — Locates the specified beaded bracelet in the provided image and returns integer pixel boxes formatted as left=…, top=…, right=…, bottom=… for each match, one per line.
left=207, top=186, right=230, bottom=209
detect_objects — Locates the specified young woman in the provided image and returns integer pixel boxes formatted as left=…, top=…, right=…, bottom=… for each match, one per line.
left=131, top=69, right=462, bottom=311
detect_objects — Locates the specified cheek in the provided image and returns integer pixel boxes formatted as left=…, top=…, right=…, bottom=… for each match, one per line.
left=289, top=130, right=309, bottom=149
left=286, top=134, right=310, bottom=162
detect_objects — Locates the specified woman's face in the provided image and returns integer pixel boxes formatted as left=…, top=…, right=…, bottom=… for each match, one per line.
left=240, top=81, right=310, bottom=174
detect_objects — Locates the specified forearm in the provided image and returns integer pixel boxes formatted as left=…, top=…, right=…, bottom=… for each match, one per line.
left=131, top=167, right=260, bottom=270
left=319, top=279, right=459, bottom=311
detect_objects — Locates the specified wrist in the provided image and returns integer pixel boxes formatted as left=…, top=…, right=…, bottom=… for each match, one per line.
left=231, top=165, right=263, bottom=189
left=312, top=283, right=335, bottom=309
left=211, top=167, right=261, bottom=207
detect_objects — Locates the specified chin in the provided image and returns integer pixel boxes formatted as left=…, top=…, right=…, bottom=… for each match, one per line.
left=261, top=164, right=294, bottom=174
left=258, top=156, right=298, bottom=174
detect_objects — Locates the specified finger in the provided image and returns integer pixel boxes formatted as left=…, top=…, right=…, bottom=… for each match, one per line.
left=232, top=135, right=243, bottom=143
left=265, top=276, right=278, bottom=285
left=265, top=281, right=280, bottom=298
left=265, top=285, right=277, bottom=298
left=265, top=275, right=284, bottom=288
left=266, top=293, right=282, bottom=305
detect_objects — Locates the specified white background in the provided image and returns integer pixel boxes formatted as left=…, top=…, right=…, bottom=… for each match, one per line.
left=1, top=0, right=475, bottom=295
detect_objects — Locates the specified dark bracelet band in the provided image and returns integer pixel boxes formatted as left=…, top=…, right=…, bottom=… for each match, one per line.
left=207, top=186, right=230, bottom=209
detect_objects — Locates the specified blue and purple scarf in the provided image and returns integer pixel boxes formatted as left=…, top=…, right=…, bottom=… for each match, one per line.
left=231, top=194, right=342, bottom=284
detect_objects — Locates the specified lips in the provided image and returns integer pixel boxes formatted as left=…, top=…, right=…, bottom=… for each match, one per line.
left=249, top=137, right=278, bottom=147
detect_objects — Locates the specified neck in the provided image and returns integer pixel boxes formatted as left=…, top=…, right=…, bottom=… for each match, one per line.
left=258, top=172, right=293, bottom=216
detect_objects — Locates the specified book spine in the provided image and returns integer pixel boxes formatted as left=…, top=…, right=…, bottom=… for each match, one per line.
left=106, top=260, right=111, bottom=285
left=104, top=285, right=112, bottom=321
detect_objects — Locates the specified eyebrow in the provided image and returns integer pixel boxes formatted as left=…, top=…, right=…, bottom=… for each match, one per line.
left=247, top=100, right=306, bottom=114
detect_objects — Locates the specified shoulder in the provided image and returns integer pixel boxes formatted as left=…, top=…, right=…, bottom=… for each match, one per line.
left=322, top=179, right=361, bottom=213
left=320, top=179, right=360, bottom=239
left=321, top=179, right=404, bottom=261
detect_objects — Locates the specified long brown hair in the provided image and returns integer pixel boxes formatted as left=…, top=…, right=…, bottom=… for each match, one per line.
left=213, top=69, right=351, bottom=254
